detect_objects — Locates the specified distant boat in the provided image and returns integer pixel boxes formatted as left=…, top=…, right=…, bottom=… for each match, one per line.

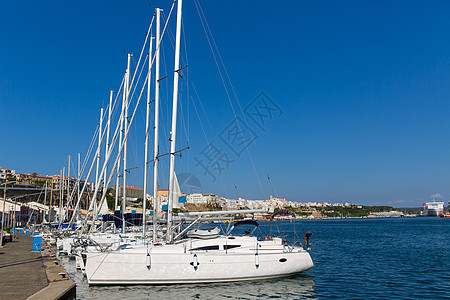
left=423, top=200, right=445, bottom=217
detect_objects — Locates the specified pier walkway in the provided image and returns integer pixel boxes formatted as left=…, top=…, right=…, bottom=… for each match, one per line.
left=0, top=234, right=75, bottom=300
left=0, top=234, right=48, bottom=299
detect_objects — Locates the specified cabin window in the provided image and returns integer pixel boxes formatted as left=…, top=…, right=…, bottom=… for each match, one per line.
left=224, top=245, right=241, bottom=250
left=279, top=258, right=287, bottom=263
left=191, top=245, right=220, bottom=251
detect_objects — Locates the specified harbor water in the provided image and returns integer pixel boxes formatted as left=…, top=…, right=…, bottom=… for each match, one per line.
left=60, top=217, right=450, bottom=299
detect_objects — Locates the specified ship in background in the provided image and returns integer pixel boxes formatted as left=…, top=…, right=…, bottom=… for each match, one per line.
left=442, top=201, right=450, bottom=218
left=423, top=200, right=445, bottom=217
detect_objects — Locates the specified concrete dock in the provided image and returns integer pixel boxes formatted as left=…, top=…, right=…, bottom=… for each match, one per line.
left=0, top=234, right=75, bottom=300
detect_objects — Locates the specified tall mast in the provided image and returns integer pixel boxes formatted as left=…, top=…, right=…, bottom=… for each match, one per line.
left=143, top=35, right=154, bottom=239
left=153, top=7, right=162, bottom=242
left=167, top=0, right=183, bottom=243
left=94, top=107, right=103, bottom=220
left=59, top=167, right=64, bottom=222
left=49, top=179, right=53, bottom=222
left=77, top=153, right=81, bottom=207
left=66, top=155, right=70, bottom=220
left=96, top=107, right=103, bottom=188
left=43, top=181, right=48, bottom=222
left=67, top=155, right=70, bottom=200
left=115, top=79, right=126, bottom=212
left=122, top=53, right=131, bottom=233
left=104, top=91, right=113, bottom=199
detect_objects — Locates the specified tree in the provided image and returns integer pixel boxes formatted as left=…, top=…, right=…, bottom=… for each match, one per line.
left=106, top=195, right=115, bottom=210
left=34, top=180, right=46, bottom=187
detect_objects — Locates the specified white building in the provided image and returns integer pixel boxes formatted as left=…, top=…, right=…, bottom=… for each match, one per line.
left=0, top=167, right=15, bottom=181
left=187, top=193, right=208, bottom=204
left=0, top=199, right=21, bottom=214
left=186, top=193, right=218, bottom=205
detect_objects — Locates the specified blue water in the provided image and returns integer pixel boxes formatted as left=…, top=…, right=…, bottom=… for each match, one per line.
left=63, top=217, right=450, bottom=299
left=306, top=217, right=450, bottom=298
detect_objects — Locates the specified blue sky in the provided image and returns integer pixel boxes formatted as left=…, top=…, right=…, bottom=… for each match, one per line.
left=1, top=1, right=449, bottom=207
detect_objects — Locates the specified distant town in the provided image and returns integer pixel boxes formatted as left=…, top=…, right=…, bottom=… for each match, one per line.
left=0, top=166, right=428, bottom=222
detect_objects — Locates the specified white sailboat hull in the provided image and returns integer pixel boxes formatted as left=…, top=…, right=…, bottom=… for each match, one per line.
left=85, top=237, right=313, bottom=285
left=86, top=251, right=313, bottom=285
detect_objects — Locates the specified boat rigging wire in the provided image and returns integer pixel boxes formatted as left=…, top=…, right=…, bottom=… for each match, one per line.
left=193, top=0, right=267, bottom=200
left=66, top=75, right=125, bottom=226
left=162, top=9, right=232, bottom=198
left=87, top=1, right=177, bottom=232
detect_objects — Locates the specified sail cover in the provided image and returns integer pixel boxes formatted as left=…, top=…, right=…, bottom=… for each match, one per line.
left=172, top=172, right=182, bottom=208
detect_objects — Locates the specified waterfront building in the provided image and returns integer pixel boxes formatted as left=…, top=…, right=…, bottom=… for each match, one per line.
left=153, top=189, right=186, bottom=211
left=185, top=193, right=218, bottom=205
left=0, top=198, right=20, bottom=227
left=186, top=193, right=207, bottom=204
left=370, top=211, right=403, bottom=217
left=14, top=173, right=53, bottom=186
left=0, top=167, right=15, bottom=181
left=112, top=185, right=144, bottom=200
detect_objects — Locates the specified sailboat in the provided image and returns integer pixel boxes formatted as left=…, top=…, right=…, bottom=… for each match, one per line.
left=84, top=0, right=314, bottom=285
left=85, top=228, right=313, bottom=284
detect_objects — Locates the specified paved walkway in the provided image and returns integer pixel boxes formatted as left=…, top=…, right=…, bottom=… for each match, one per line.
left=0, top=234, right=48, bottom=300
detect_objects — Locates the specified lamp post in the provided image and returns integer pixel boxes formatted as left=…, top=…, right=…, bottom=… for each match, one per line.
left=12, top=195, right=18, bottom=240
left=1, top=181, right=16, bottom=247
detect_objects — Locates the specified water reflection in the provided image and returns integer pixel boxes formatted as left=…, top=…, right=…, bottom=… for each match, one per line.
left=86, top=275, right=315, bottom=300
